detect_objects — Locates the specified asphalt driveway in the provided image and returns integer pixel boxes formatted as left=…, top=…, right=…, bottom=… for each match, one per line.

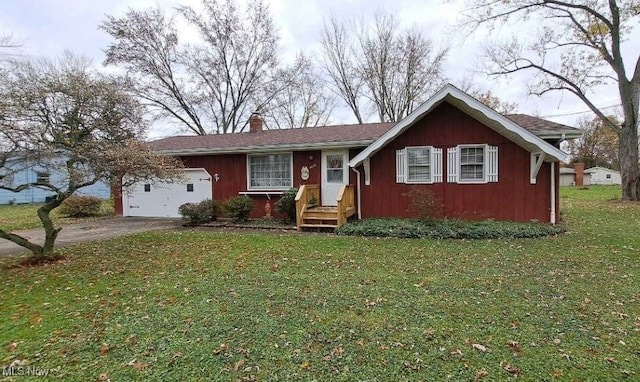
left=0, top=217, right=183, bottom=257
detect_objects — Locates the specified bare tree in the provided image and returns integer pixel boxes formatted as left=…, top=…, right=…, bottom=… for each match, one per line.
left=101, top=0, right=285, bottom=135
left=320, top=15, right=365, bottom=124
left=357, top=13, right=448, bottom=122
left=321, top=12, right=448, bottom=123
left=461, top=0, right=640, bottom=200
left=263, top=54, right=336, bottom=129
left=0, top=54, right=182, bottom=260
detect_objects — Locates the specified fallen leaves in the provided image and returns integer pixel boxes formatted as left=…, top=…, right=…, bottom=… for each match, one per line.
left=472, top=343, right=488, bottom=352
left=502, top=363, right=522, bottom=375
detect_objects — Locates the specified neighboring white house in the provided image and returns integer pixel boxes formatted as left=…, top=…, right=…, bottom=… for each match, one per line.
left=585, top=166, right=621, bottom=185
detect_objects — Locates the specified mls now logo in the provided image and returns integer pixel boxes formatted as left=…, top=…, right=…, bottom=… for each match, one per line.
left=2, top=366, right=50, bottom=377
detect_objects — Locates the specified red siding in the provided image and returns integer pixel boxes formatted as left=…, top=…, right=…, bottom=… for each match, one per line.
left=181, top=150, right=321, bottom=218
left=359, top=102, right=558, bottom=223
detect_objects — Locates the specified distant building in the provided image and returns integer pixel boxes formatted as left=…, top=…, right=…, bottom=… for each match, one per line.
left=559, top=163, right=591, bottom=187
left=585, top=166, right=621, bottom=185
left=0, top=159, right=110, bottom=204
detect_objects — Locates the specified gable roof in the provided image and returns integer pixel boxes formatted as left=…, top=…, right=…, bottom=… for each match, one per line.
left=584, top=166, right=620, bottom=174
left=152, top=122, right=395, bottom=155
left=350, top=84, right=571, bottom=167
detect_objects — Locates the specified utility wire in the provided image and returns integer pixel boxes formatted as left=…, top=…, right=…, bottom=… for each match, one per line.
left=541, top=103, right=621, bottom=118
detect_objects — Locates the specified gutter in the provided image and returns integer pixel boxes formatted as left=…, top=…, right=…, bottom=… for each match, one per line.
left=351, top=166, right=362, bottom=220
left=550, top=162, right=556, bottom=224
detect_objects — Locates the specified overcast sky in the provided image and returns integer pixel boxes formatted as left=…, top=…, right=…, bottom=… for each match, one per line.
left=2, top=0, right=637, bottom=136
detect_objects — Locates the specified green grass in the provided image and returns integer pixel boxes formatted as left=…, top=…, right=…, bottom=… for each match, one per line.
left=0, top=200, right=114, bottom=231
left=1, top=186, right=639, bottom=381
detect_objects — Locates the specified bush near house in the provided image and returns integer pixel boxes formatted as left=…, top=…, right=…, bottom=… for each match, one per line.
left=58, top=196, right=103, bottom=218
left=178, top=199, right=222, bottom=226
left=223, top=195, right=254, bottom=223
left=336, top=218, right=566, bottom=239
left=274, top=187, right=298, bottom=222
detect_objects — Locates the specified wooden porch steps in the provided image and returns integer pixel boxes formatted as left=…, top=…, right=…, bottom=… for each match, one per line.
left=295, top=184, right=357, bottom=231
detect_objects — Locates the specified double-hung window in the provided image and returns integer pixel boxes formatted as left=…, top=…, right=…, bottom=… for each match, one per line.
left=447, top=145, right=498, bottom=183
left=247, top=153, right=293, bottom=190
left=396, top=146, right=443, bottom=184
left=460, top=146, right=485, bottom=182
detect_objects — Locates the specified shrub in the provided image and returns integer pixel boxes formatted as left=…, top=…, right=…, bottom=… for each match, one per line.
left=178, top=199, right=222, bottom=226
left=274, top=187, right=298, bottom=222
left=223, top=195, right=254, bottom=223
left=403, top=187, right=443, bottom=221
left=58, top=195, right=102, bottom=217
left=336, top=218, right=566, bottom=239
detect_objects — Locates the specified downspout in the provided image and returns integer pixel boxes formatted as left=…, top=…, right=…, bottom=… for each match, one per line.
left=550, top=161, right=556, bottom=224
left=351, top=167, right=362, bottom=220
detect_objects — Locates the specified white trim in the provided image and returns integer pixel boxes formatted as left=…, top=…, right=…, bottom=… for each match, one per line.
left=432, top=148, right=443, bottom=183
left=457, top=144, right=489, bottom=184
left=396, top=149, right=406, bottom=183
left=246, top=152, right=293, bottom=191
left=487, top=145, right=499, bottom=183
left=447, top=147, right=458, bottom=183
left=349, top=83, right=567, bottom=168
left=405, top=146, right=435, bottom=184
left=238, top=191, right=284, bottom=196
left=530, top=152, right=546, bottom=184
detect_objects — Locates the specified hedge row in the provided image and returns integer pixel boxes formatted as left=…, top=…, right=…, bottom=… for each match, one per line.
left=335, top=218, right=566, bottom=239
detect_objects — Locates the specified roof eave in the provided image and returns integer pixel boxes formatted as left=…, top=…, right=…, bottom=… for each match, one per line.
left=155, top=140, right=375, bottom=156
left=349, top=84, right=569, bottom=167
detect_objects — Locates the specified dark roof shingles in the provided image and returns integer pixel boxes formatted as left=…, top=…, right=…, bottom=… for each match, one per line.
left=153, top=114, right=579, bottom=153
left=152, top=122, right=395, bottom=152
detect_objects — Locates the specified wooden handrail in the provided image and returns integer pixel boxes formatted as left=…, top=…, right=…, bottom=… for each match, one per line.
left=295, top=184, right=320, bottom=230
left=336, top=184, right=355, bottom=227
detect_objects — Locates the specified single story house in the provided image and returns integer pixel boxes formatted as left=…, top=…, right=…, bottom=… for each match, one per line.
left=585, top=166, right=621, bottom=185
left=114, top=84, right=582, bottom=227
left=0, top=160, right=110, bottom=204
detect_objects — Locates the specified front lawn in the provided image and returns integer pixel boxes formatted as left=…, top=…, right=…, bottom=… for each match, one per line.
left=1, top=186, right=638, bottom=380
left=0, top=200, right=114, bottom=231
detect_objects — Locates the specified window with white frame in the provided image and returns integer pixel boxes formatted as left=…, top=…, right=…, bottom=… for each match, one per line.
left=396, top=146, right=443, bottom=184
left=248, top=153, right=292, bottom=190
left=460, top=146, right=485, bottom=182
left=447, top=145, right=498, bottom=183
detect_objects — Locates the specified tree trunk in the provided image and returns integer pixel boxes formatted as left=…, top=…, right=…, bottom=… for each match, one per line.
left=619, top=120, right=640, bottom=201
left=37, top=200, right=63, bottom=256
left=0, top=198, right=64, bottom=260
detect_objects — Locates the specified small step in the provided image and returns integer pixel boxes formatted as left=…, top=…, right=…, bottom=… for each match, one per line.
left=300, top=224, right=338, bottom=229
left=303, top=213, right=338, bottom=220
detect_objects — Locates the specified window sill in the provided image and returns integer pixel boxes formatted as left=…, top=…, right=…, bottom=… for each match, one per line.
left=239, top=191, right=285, bottom=196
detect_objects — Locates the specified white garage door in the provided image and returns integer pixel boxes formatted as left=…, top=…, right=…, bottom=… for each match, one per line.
left=123, top=168, right=213, bottom=217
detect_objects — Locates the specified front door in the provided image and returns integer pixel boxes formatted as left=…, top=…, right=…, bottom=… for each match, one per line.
left=321, top=150, right=348, bottom=206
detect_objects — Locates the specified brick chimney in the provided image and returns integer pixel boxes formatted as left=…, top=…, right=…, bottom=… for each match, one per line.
left=574, top=163, right=585, bottom=186
left=249, top=112, right=262, bottom=133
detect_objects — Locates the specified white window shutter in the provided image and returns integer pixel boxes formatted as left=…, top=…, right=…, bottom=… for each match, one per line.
left=396, top=149, right=406, bottom=183
left=487, top=145, right=498, bottom=182
left=447, top=147, right=458, bottom=183
left=432, top=148, right=443, bottom=183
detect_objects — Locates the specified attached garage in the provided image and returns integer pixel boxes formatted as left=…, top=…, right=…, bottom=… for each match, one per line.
left=123, top=168, right=212, bottom=217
